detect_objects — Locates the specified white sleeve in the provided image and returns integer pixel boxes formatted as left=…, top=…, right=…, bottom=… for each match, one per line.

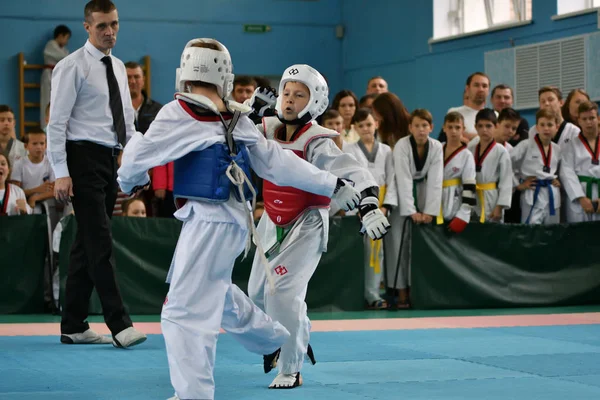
left=559, top=141, right=585, bottom=201
left=497, top=149, right=514, bottom=209
left=383, top=148, right=397, bottom=207
left=117, top=106, right=216, bottom=194
left=12, top=185, right=32, bottom=215
left=394, top=143, right=417, bottom=216
left=510, top=140, right=528, bottom=176
left=44, top=40, right=68, bottom=64
left=306, top=138, right=377, bottom=193
left=10, top=159, right=23, bottom=184
left=423, top=143, right=443, bottom=216
left=247, top=135, right=337, bottom=197
left=47, top=59, right=81, bottom=179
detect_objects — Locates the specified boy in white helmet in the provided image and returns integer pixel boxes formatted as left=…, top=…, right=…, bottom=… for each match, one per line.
left=246, top=64, right=391, bottom=389
left=117, top=40, right=362, bottom=400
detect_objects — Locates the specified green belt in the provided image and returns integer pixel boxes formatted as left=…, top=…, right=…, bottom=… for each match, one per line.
left=413, top=177, right=426, bottom=211
left=578, top=175, right=600, bottom=199
left=264, top=226, right=291, bottom=259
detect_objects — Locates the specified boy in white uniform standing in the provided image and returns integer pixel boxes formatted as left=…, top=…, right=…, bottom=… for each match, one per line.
left=467, top=109, right=513, bottom=223
left=246, top=65, right=390, bottom=389
left=118, top=39, right=362, bottom=400
left=560, top=101, right=600, bottom=222
left=511, top=109, right=562, bottom=224
left=385, top=109, right=443, bottom=308
left=344, top=108, right=395, bottom=309
left=439, top=112, right=476, bottom=232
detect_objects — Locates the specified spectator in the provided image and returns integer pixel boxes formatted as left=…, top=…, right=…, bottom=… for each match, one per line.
left=122, top=198, right=146, bottom=217
left=441, top=72, right=490, bottom=142
left=332, top=90, right=359, bottom=144
left=10, top=130, right=56, bottom=213
left=561, top=89, right=590, bottom=127
left=359, top=93, right=378, bottom=109
left=371, top=92, right=410, bottom=148
left=366, top=76, right=388, bottom=95
left=0, top=154, right=31, bottom=216
left=321, top=109, right=345, bottom=150
left=124, top=61, right=162, bottom=217
left=0, top=106, right=26, bottom=164
left=490, top=84, right=529, bottom=146
left=529, top=86, right=580, bottom=149
left=41, top=25, right=71, bottom=129
left=231, top=75, right=257, bottom=104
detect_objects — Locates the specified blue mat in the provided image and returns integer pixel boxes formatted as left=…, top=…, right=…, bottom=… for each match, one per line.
left=1, top=325, right=600, bottom=399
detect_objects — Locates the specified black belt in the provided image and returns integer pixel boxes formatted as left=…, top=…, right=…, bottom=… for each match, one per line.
left=67, top=140, right=121, bottom=157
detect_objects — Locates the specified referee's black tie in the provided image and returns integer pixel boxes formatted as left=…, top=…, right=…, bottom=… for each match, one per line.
left=101, top=56, right=126, bottom=146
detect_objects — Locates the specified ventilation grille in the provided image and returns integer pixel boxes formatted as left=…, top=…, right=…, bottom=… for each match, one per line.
left=513, top=37, right=585, bottom=108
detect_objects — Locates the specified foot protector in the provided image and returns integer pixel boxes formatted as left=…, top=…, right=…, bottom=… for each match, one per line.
left=269, top=372, right=302, bottom=389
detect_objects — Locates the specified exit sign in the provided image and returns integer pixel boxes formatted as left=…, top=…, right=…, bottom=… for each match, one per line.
left=244, top=24, right=271, bottom=33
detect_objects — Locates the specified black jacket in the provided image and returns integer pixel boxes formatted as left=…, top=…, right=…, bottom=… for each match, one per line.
left=135, top=91, right=163, bottom=134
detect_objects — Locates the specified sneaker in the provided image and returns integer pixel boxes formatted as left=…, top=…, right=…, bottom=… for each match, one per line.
left=60, top=329, right=112, bottom=344
left=269, top=372, right=302, bottom=389
left=112, top=327, right=147, bottom=349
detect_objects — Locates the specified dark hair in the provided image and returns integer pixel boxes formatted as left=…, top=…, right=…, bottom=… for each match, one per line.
left=233, top=76, right=257, bottom=89
left=475, top=108, right=497, bottom=125
left=578, top=100, right=599, bottom=115
left=497, top=107, right=521, bottom=123
left=253, top=76, right=271, bottom=88
left=536, top=108, right=560, bottom=124
left=331, top=90, right=358, bottom=112
left=538, top=86, right=563, bottom=101
left=466, top=72, right=490, bottom=86
left=321, top=109, right=342, bottom=123
left=491, top=84, right=513, bottom=98
left=124, top=61, right=142, bottom=70
left=371, top=92, right=410, bottom=146
left=444, top=111, right=464, bottom=125
left=409, top=108, right=433, bottom=125
left=562, top=89, right=590, bottom=124
left=22, top=130, right=46, bottom=145
left=0, top=105, right=14, bottom=115
left=359, top=93, right=378, bottom=107
left=53, top=25, right=71, bottom=39
left=351, top=108, right=373, bottom=125
left=84, top=0, right=116, bottom=22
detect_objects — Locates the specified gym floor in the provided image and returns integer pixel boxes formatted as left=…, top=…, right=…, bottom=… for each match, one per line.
left=1, top=305, right=600, bottom=399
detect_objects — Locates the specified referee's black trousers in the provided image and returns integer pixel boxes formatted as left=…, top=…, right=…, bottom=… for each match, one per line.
left=60, top=141, right=132, bottom=335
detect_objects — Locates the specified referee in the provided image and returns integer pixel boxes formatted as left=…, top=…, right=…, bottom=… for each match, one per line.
left=47, top=0, right=146, bottom=348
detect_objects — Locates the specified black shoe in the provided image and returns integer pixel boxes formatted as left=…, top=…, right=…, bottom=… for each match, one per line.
left=263, top=348, right=281, bottom=374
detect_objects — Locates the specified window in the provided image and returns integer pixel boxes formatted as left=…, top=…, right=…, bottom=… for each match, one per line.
left=433, top=0, right=532, bottom=40
left=557, top=0, right=600, bottom=16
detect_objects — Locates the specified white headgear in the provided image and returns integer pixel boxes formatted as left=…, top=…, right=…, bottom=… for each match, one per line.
left=275, top=64, right=329, bottom=124
left=175, top=38, right=234, bottom=98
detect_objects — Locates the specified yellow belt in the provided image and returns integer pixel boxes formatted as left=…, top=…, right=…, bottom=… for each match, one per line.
left=437, top=178, right=462, bottom=224
left=476, top=182, right=497, bottom=223
left=369, top=185, right=386, bottom=273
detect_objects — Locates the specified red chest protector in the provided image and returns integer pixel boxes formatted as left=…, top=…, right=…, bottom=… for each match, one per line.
left=261, top=117, right=337, bottom=227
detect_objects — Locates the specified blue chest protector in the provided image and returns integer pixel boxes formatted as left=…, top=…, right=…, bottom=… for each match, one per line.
left=173, top=110, right=255, bottom=203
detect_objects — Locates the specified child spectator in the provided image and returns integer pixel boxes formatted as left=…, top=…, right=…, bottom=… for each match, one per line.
left=122, top=198, right=147, bottom=217
left=511, top=109, right=562, bottom=224
left=344, top=108, right=394, bottom=309
left=467, top=109, right=513, bottom=223
left=0, top=154, right=31, bottom=216
left=11, top=130, right=56, bottom=213
left=439, top=112, right=476, bottom=233
left=0, top=106, right=26, bottom=164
